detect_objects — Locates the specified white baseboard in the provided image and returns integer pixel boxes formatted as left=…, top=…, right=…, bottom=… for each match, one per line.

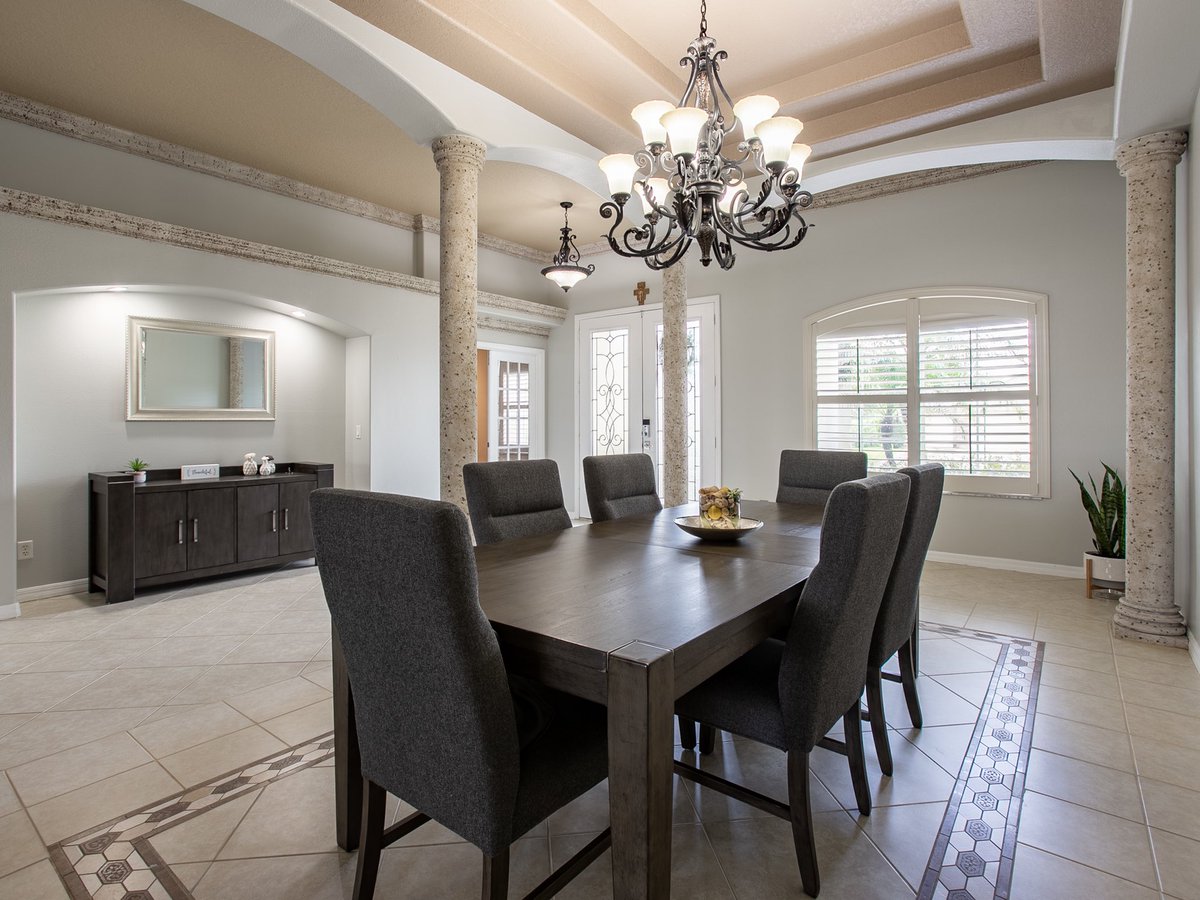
left=0, top=602, right=19, bottom=620
left=1189, top=631, right=1200, bottom=676
left=16, top=578, right=89, bottom=603
left=925, top=550, right=1084, bottom=579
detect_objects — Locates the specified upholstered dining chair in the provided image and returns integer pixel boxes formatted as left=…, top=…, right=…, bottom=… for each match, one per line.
left=776, top=449, right=869, bottom=506
left=311, top=489, right=611, bottom=900
left=862, top=463, right=945, bottom=776
left=582, top=453, right=663, bottom=522
left=673, top=474, right=910, bottom=898
left=463, top=459, right=572, bottom=545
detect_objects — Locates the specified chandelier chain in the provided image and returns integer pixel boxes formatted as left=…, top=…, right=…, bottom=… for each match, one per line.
left=699, top=0, right=707, bottom=37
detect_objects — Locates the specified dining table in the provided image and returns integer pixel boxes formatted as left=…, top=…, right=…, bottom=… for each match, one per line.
left=331, top=499, right=826, bottom=899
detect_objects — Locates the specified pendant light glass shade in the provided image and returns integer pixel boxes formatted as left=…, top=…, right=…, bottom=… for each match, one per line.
left=661, top=106, right=709, bottom=159
left=599, top=154, right=639, bottom=198
left=787, top=143, right=813, bottom=181
left=755, top=117, right=805, bottom=165
left=732, top=95, right=779, bottom=140
left=637, top=178, right=672, bottom=217
left=631, top=100, right=675, bottom=147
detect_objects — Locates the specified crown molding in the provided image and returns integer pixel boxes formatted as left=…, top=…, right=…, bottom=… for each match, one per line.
left=0, top=91, right=558, bottom=263
left=0, top=185, right=563, bottom=337
left=413, top=213, right=548, bottom=263
left=577, top=160, right=1041, bottom=257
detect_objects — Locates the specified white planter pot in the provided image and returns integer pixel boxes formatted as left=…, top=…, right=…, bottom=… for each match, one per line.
left=1085, top=552, right=1125, bottom=584
left=131, top=471, right=147, bottom=485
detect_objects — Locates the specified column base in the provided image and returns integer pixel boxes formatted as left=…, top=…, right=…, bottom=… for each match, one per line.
left=1113, top=595, right=1188, bottom=648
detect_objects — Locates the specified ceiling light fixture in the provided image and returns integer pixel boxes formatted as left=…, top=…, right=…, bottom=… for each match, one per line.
left=541, top=201, right=595, bottom=292
left=598, top=0, right=813, bottom=270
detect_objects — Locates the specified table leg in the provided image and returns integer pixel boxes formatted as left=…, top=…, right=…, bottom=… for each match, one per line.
left=607, top=642, right=675, bottom=899
left=332, top=627, right=363, bottom=852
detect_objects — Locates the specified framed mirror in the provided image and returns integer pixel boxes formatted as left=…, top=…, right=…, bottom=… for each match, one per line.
left=127, top=317, right=276, bottom=421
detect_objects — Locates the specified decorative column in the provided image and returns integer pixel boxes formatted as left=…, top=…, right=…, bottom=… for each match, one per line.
left=1114, top=130, right=1188, bottom=647
left=662, top=261, right=688, bottom=506
left=432, top=134, right=487, bottom=512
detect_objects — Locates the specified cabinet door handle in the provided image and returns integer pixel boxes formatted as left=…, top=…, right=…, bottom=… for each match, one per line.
left=271, top=510, right=278, bottom=533
left=283, top=508, right=290, bottom=531
left=193, top=519, right=199, bottom=543
left=177, top=520, right=184, bottom=544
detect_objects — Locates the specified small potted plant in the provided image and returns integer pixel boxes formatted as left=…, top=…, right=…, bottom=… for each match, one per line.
left=128, top=458, right=149, bottom=485
left=1069, top=462, right=1125, bottom=592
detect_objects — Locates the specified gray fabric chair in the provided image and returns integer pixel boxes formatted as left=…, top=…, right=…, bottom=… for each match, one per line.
left=582, top=453, right=663, bottom=522
left=863, top=463, right=945, bottom=776
left=776, top=449, right=869, bottom=506
left=463, top=459, right=572, bottom=545
left=311, top=489, right=610, bottom=900
left=674, top=474, right=910, bottom=898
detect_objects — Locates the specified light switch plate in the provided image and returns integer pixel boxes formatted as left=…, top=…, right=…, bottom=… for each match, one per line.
left=181, top=464, right=221, bottom=481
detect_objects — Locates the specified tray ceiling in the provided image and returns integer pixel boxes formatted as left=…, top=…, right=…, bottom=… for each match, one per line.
left=0, top=0, right=1120, bottom=252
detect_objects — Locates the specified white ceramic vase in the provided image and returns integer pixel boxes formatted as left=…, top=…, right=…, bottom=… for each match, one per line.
left=243, top=455, right=258, bottom=475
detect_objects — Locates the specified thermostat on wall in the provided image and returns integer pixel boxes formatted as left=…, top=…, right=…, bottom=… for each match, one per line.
left=180, top=464, right=221, bottom=481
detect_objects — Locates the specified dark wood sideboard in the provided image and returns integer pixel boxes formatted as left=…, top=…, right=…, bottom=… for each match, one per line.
left=89, top=462, right=334, bottom=603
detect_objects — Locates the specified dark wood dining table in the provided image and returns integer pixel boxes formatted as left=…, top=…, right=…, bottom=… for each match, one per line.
left=331, top=499, right=825, bottom=899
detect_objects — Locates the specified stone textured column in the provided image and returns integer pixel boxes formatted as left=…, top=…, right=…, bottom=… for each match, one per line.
left=432, top=134, right=487, bottom=512
left=1114, top=130, right=1188, bottom=647
left=662, top=261, right=688, bottom=507
left=227, top=338, right=246, bottom=409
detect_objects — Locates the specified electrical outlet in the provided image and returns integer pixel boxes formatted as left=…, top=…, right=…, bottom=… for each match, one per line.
left=16, top=541, right=32, bottom=561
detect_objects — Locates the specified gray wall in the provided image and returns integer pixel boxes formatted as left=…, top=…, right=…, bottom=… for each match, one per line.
left=15, top=289, right=348, bottom=589
left=0, top=212, right=445, bottom=600
left=550, top=161, right=1127, bottom=568
left=1188, top=86, right=1200, bottom=643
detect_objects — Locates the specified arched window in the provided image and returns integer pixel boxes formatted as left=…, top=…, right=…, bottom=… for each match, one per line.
left=804, top=288, right=1049, bottom=498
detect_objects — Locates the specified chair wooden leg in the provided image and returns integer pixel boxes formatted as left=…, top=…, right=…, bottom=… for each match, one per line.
left=482, top=847, right=510, bottom=900
left=864, top=668, right=893, bottom=777
left=842, top=704, right=872, bottom=817
left=352, top=778, right=386, bottom=900
left=699, top=724, right=717, bottom=755
left=786, top=751, right=820, bottom=898
left=898, top=637, right=923, bottom=729
left=678, top=716, right=697, bottom=751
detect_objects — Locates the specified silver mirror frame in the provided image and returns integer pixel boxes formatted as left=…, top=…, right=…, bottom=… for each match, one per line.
left=126, top=316, right=276, bottom=421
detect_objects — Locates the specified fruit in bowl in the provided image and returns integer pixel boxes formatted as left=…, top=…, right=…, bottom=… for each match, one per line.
left=699, top=485, right=743, bottom=528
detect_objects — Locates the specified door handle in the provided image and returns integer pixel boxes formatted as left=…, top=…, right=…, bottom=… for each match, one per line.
left=177, top=520, right=184, bottom=545
left=641, top=418, right=652, bottom=453
left=193, top=518, right=199, bottom=543
left=271, top=510, right=278, bottom=533
left=283, top=508, right=290, bottom=531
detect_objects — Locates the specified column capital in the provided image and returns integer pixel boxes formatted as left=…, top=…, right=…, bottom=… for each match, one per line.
left=432, top=134, right=487, bottom=174
left=1116, top=130, right=1188, bottom=176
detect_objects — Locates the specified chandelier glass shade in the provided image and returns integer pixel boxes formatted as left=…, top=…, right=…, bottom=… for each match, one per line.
left=598, top=2, right=814, bottom=271
left=541, top=201, right=595, bottom=292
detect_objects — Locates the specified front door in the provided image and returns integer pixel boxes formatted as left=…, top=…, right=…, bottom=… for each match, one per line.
left=576, top=298, right=720, bottom=516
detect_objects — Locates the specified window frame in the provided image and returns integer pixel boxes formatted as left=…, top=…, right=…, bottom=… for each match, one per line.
left=802, top=287, right=1051, bottom=499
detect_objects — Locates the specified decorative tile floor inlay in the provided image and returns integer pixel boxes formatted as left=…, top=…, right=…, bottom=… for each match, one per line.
left=39, top=622, right=1044, bottom=900
left=48, top=734, right=335, bottom=900
left=916, top=623, right=1044, bottom=900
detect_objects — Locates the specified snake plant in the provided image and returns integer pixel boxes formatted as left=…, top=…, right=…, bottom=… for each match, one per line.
left=1069, top=463, right=1125, bottom=559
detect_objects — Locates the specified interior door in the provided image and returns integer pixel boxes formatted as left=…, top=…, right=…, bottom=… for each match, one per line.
left=576, top=298, right=720, bottom=516
left=480, top=343, right=545, bottom=461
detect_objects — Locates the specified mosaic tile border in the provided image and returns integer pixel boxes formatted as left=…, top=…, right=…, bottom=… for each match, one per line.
left=48, top=733, right=335, bottom=900
left=916, top=622, right=1044, bottom=900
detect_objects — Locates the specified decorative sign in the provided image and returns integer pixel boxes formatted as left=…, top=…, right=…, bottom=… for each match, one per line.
left=180, top=464, right=221, bottom=481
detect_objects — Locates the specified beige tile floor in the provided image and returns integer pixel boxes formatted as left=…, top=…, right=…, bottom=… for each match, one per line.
left=0, top=561, right=1197, bottom=899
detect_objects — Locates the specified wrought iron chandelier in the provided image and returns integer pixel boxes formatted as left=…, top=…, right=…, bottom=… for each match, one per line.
left=540, top=201, right=595, bottom=292
left=598, top=0, right=813, bottom=271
